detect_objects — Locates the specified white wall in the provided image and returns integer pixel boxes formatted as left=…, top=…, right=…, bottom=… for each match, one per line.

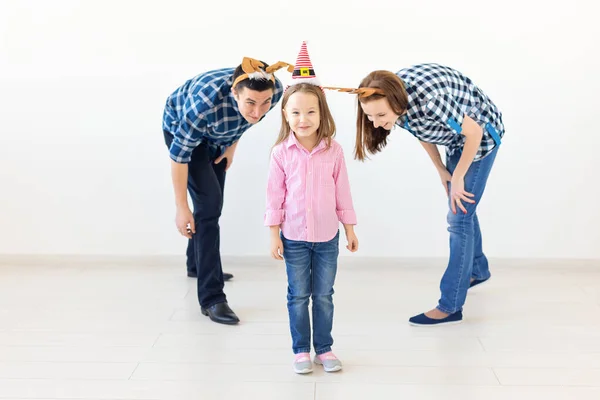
left=1, top=0, right=598, bottom=258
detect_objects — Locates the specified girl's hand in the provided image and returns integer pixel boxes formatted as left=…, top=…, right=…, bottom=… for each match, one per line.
left=345, top=230, right=359, bottom=252
left=270, top=236, right=284, bottom=260
left=450, top=175, right=475, bottom=214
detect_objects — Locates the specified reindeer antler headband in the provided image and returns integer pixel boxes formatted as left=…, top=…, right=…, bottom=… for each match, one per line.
left=232, top=57, right=294, bottom=89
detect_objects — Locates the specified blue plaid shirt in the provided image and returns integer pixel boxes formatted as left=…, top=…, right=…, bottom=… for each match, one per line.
left=163, top=68, right=284, bottom=163
left=396, top=64, right=505, bottom=161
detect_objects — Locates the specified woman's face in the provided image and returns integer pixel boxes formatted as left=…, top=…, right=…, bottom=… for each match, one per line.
left=360, top=98, right=401, bottom=130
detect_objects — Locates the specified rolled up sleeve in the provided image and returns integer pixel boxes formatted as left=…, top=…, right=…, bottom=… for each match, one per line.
left=333, top=147, right=357, bottom=225
left=169, top=96, right=208, bottom=163
left=264, top=149, right=287, bottom=226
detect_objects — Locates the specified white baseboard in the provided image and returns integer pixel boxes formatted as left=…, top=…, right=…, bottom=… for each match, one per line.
left=0, top=254, right=599, bottom=269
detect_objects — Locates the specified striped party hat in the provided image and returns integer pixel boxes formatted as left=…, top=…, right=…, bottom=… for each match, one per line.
left=290, top=41, right=320, bottom=87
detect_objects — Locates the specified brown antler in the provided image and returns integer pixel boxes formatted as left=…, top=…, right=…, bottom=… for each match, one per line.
left=322, top=86, right=385, bottom=98
left=265, top=61, right=294, bottom=74
left=240, top=57, right=265, bottom=74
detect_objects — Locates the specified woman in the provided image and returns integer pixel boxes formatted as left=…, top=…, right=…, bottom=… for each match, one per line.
left=327, top=63, right=504, bottom=326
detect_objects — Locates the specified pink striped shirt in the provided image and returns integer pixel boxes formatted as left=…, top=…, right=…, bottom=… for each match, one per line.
left=264, top=133, right=357, bottom=242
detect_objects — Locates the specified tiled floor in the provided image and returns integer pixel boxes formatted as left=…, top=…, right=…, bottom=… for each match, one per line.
left=1, top=255, right=600, bottom=399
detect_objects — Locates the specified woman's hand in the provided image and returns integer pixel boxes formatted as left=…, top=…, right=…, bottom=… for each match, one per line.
left=449, top=175, right=475, bottom=214
left=438, top=168, right=452, bottom=196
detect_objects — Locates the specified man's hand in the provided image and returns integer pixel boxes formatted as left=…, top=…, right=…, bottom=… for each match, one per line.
left=175, top=206, right=195, bottom=239
left=214, top=142, right=238, bottom=171
left=171, top=160, right=193, bottom=238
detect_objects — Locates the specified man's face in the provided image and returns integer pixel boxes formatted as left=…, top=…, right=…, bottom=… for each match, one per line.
left=232, top=87, right=274, bottom=124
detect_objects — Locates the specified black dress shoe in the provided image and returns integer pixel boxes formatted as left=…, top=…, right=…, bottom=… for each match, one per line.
left=201, top=302, right=240, bottom=325
left=187, top=271, right=233, bottom=281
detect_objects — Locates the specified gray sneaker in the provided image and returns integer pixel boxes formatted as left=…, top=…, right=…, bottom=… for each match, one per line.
left=314, top=353, right=342, bottom=372
left=293, top=354, right=313, bottom=374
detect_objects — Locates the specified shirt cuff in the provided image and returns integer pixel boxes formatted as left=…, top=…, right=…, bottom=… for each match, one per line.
left=169, top=142, right=193, bottom=163
left=337, top=209, right=357, bottom=225
left=264, top=210, right=285, bottom=226
left=169, top=151, right=191, bottom=164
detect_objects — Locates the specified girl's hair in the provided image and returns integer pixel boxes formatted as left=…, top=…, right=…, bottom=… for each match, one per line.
left=274, top=83, right=336, bottom=148
left=355, top=70, right=408, bottom=161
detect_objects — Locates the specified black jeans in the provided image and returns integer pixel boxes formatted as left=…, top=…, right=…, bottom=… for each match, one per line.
left=164, top=131, right=227, bottom=308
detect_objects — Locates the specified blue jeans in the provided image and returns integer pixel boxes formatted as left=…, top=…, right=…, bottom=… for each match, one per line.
left=282, top=231, right=339, bottom=355
left=438, top=147, right=498, bottom=314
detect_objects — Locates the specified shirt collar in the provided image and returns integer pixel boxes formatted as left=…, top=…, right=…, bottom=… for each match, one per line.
left=286, top=132, right=327, bottom=153
left=227, top=77, right=241, bottom=114
left=396, top=105, right=413, bottom=129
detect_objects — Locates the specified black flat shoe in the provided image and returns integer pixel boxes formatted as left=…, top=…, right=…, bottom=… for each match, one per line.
left=201, top=302, right=240, bottom=325
left=469, top=277, right=490, bottom=288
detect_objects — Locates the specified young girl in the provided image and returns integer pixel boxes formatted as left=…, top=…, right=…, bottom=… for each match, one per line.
left=264, top=42, right=358, bottom=374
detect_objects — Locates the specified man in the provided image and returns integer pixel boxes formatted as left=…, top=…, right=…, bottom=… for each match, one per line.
left=162, top=58, right=292, bottom=325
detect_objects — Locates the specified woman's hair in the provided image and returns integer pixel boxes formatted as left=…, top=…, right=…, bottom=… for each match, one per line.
left=274, top=83, right=336, bottom=148
left=355, top=70, right=408, bottom=161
